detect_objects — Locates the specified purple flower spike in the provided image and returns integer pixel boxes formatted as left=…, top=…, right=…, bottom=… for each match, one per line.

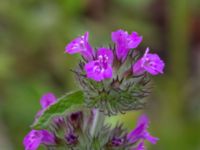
left=111, top=29, right=142, bottom=61
left=65, top=32, right=94, bottom=61
left=133, top=48, right=165, bottom=75
left=23, top=130, right=55, bottom=150
left=84, top=48, right=113, bottom=82
left=128, top=114, right=159, bottom=145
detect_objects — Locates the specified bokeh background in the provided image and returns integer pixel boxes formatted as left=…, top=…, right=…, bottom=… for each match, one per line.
left=0, top=0, right=200, bottom=149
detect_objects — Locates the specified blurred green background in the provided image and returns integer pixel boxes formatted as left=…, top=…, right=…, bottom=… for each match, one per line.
left=0, top=0, right=200, bottom=149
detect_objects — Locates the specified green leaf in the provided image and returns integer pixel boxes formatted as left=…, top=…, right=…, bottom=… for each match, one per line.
left=32, top=90, right=84, bottom=129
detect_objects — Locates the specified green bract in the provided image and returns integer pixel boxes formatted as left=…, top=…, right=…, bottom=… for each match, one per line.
left=32, top=90, right=84, bottom=129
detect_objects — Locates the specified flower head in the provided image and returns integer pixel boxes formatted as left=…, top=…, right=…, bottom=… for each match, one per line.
left=65, top=32, right=94, bottom=61
left=128, top=115, right=159, bottom=148
left=68, top=30, right=165, bottom=115
left=133, top=48, right=165, bottom=75
left=84, top=48, right=113, bottom=81
left=112, top=29, right=142, bottom=61
left=23, top=130, right=55, bottom=150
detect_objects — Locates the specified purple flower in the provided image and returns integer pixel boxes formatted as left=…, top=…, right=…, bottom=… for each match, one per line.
left=69, top=111, right=83, bottom=129
left=128, top=114, right=158, bottom=145
left=40, top=93, right=57, bottom=109
left=35, top=93, right=57, bottom=121
left=133, top=48, right=165, bottom=75
left=65, top=132, right=78, bottom=145
left=65, top=32, right=94, bottom=61
left=23, top=130, right=55, bottom=150
left=111, top=137, right=124, bottom=147
left=111, top=29, right=142, bottom=61
left=84, top=48, right=113, bottom=81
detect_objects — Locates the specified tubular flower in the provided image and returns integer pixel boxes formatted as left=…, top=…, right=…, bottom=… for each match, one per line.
left=111, top=29, right=142, bottom=61
left=35, top=93, right=57, bottom=121
left=128, top=115, right=159, bottom=149
left=133, top=48, right=165, bottom=75
left=84, top=48, right=113, bottom=82
left=40, top=93, right=57, bottom=109
left=23, top=130, right=55, bottom=150
left=72, top=31, right=165, bottom=114
left=65, top=32, right=94, bottom=61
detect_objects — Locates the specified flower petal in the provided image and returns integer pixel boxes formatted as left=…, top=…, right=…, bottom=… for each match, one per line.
left=111, top=29, right=129, bottom=61
left=40, top=130, right=56, bottom=145
left=132, top=59, right=145, bottom=75
left=103, top=65, right=113, bottom=79
left=112, top=30, right=142, bottom=61
left=40, top=93, right=57, bottom=109
left=23, top=130, right=55, bottom=150
left=97, top=48, right=113, bottom=64
left=84, top=61, right=104, bottom=81
left=128, top=32, right=143, bottom=49
left=133, top=48, right=165, bottom=76
left=23, top=130, right=43, bottom=150
left=144, top=132, right=159, bottom=144
left=65, top=32, right=94, bottom=60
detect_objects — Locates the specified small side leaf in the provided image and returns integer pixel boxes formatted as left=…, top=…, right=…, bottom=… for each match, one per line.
left=32, top=90, right=84, bottom=129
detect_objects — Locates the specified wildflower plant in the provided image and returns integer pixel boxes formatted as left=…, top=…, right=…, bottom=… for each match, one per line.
left=24, top=29, right=165, bottom=150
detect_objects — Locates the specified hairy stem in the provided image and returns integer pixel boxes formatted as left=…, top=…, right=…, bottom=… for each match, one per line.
left=90, top=109, right=105, bottom=137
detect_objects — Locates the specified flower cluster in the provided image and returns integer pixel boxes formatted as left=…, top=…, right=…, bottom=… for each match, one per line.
left=65, top=30, right=165, bottom=115
left=23, top=93, right=158, bottom=150
left=65, top=29, right=164, bottom=82
left=23, top=29, right=164, bottom=150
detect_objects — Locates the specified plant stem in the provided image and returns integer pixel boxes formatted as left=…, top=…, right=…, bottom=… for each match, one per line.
left=90, top=109, right=105, bottom=137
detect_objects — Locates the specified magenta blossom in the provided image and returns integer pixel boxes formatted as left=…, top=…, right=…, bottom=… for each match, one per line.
left=35, top=93, right=57, bottom=121
left=65, top=32, right=94, bottom=61
left=23, top=129, right=55, bottom=150
left=84, top=48, right=113, bottom=82
left=128, top=114, right=159, bottom=149
left=111, top=29, right=142, bottom=61
left=40, top=93, right=57, bottom=109
left=133, top=48, right=165, bottom=75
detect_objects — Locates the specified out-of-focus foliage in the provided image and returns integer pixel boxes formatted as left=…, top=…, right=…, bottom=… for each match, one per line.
left=0, top=0, right=200, bottom=149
